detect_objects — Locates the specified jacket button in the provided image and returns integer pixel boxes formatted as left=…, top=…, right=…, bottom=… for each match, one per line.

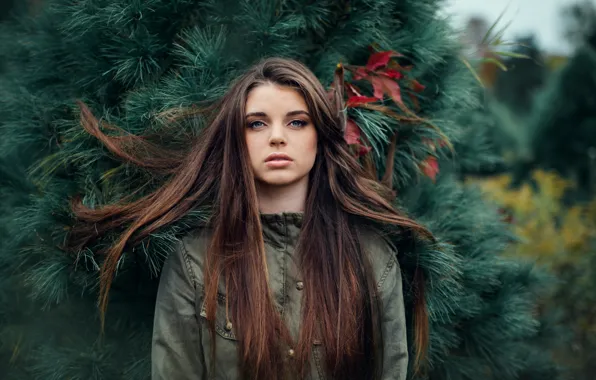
left=288, top=348, right=295, bottom=358
left=296, top=281, right=304, bottom=291
left=225, top=321, right=233, bottom=331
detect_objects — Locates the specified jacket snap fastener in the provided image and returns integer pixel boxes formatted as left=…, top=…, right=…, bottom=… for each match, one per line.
left=296, top=281, right=304, bottom=291
left=225, top=321, right=233, bottom=331
left=288, top=348, right=295, bottom=357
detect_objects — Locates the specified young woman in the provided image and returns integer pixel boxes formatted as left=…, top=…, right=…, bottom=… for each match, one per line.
left=69, top=57, right=432, bottom=379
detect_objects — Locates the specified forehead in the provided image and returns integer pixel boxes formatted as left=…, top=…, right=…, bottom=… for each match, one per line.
left=245, top=83, right=308, bottom=114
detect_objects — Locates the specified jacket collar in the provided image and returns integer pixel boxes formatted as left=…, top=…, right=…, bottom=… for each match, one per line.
left=260, top=212, right=303, bottom=249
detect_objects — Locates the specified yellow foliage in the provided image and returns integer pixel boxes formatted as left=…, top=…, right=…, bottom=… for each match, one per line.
left=471, top=169, right=596, bottom=375
left=468, top=169, right=596, bottom=267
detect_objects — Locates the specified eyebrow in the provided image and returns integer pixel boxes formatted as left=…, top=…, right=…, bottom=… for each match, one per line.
left=245, top=110, right=310, bottom=118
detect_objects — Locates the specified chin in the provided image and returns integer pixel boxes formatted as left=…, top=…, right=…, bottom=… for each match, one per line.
left=257, top=172, right=304, bottom=187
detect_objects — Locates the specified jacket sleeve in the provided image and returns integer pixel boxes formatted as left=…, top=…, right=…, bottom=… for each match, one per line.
left=379, top=255, right=409, bottom=380
left=152, top=240, right=207, bottom=380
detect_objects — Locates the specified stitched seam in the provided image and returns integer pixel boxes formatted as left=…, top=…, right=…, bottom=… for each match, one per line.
left=184, top=235, right=238, bottom=342
left=214, top=323, right=237, bottom=340
left=199, top=307, right=238, bottom=341
left=197, top=284, right=225, bottom=303
left=376, top=255, right=396, bottom=291
left=180, top=239, right=198, bottom=289
left=180, top=235, right=226, bottom=301
left=376, top=234, right=399, bottom=291
left=284, top=214, right=289, bottom=252
left=280, top=218, right=287, bottom=316
left=313, top=346, right=324, bottom=379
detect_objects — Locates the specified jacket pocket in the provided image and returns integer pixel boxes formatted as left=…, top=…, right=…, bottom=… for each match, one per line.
left=197, top=293, right=241, bottom=378
left=198, top=294, right=239, bottom=341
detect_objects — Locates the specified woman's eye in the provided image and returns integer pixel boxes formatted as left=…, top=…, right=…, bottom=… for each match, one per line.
left=290, top=120, right=308, bottom=128
left=248, top=121, right=265, bottom=129
left=247, top=120, right=308, bottom=129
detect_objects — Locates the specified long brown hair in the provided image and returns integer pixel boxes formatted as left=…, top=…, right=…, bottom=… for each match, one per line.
left=67, top=57, right=433, bottom=379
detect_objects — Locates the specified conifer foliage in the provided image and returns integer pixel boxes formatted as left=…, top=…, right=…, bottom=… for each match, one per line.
left=0, top=0, right=559, bottom=379
left=521, top=27, right=596, bottom=198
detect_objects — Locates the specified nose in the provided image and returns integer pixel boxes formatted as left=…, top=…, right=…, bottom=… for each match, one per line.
left=268, top=123, right=287, bottom=147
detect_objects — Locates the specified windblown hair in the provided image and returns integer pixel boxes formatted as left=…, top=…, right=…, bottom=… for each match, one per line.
left=67, top=57, right=433, bottom=379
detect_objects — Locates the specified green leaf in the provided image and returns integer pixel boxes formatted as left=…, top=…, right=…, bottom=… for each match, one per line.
left=481, top=4, right=510, bottom=46
left=482, top=57, right=508, bottom=72
left=461, top=57, right=485, bottom=88
left=493, top=51, right=531, bottom=59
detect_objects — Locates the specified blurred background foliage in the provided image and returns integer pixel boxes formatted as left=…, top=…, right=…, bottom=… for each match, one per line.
left=462, top=0, right=596, bottom=377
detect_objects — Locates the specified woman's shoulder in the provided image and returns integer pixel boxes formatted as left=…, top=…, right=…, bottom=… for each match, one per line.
left=358, top=225, right=401, bottom=291
left=358, top=225, right=398, bottom=258
left=180, top=227, right=213, bottom=254
left=175, top=227, right=214, bottom=284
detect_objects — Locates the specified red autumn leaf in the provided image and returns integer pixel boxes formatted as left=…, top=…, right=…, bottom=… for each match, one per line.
left=353, top=67, right=369, bottom=80
left=345, top=119, right=361, bottom=145
left=345, top=119, right=372, bottom=157
left=371, top=76, right=384, bottom=99
left=345, top=83, right=363, bottom=97
left=381, top=68, right=403, bottom=80
left=366, top=51, right=402, bottom=71
left=371, top=75, right=403, bottom=105
left=347, top=96, right=378, bottom=107
left=421, top=156, right=439, bottom=181
left=383, top=78, right=403, bottom=105
left=410, top=79, right=425, bottom=93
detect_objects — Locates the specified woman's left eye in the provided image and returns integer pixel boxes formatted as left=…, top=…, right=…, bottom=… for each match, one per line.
left=290, top=120, right=308, bottom=128
left=247, top=121, right=265, bottom=129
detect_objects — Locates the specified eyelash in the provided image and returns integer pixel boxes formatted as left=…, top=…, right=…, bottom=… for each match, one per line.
left=247, top=120, right=308, bottom=129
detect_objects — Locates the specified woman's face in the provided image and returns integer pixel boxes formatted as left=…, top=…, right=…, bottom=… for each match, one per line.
left=245, top=82, right=318, bottom=188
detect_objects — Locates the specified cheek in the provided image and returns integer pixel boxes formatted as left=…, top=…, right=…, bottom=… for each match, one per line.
left=245, top=134, right=262, bottom=163
left=304, top=130, right=318, bottom=157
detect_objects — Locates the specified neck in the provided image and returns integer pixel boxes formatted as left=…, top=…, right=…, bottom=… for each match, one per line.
left=255, top=178, right=308, bottom=214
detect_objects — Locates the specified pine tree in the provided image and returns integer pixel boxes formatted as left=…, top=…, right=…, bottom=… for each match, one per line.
left=520, top=26, right=596, bottom=199
left=510, top=16, right=596, bottom=378
left=453, top=92, right=520, bottom=178
left=0, top=0, right=560, bottom=379
left=562, top=0, right=596, bottom=49
left=492, top=35, right=547, bottom=116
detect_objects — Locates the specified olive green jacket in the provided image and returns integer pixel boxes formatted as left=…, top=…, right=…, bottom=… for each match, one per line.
left=152, top=213, right=408, bottom=379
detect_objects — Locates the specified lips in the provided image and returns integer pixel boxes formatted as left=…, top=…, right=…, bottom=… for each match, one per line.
left=264, top=152, right=293, bottom=169
left=265, top=152, right=293, bottom=162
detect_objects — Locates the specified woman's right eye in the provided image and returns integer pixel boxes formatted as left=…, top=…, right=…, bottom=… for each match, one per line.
left=248, top=121, right=265, bottom=129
